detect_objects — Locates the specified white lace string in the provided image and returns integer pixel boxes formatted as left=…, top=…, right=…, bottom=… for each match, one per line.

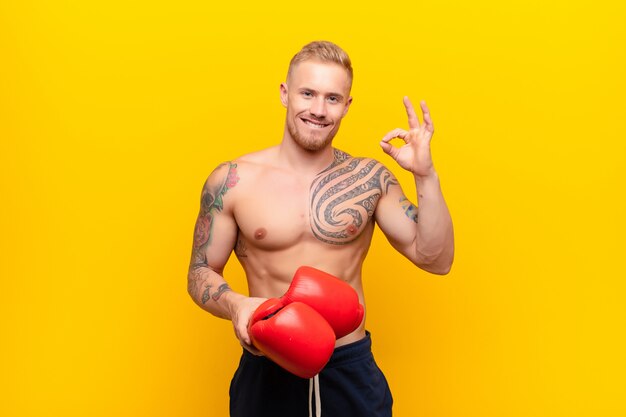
left=308, top=374, right=322, bottom=417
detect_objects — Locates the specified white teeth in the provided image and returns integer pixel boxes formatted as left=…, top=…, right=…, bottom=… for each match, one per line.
left=304, top=120, right=327, bottom=128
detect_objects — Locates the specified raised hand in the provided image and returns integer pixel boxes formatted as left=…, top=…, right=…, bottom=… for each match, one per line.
left=380, top=96, right=435, bottom=178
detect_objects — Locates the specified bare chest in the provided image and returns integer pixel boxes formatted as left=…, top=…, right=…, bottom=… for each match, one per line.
left=234, top=158, right=392, bottom=249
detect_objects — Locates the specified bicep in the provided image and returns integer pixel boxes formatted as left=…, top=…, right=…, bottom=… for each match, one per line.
left=191, top=208, right=238, bottom=273
left=189, top=163, right=240, bottom=273
left=374, top=181, right=419, bottom=255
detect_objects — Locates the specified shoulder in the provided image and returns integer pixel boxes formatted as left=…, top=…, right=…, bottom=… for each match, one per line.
left=222, top=146, right=281, bottom=177
left=322, top=149, right=398, bottom=193
left=200, top=147, right=281, bottom=205
left=198, top=162, right=240, bottom=214
left=234, top=146, right=279, bottom=166
left=203, top=161, right=239, bottom=190
left=204, top=146, right=278, bottom=183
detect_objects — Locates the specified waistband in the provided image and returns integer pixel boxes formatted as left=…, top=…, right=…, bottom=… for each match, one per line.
left=324, top=330, right=372, bottom=368
left=243, top=331, right=373, bottom=369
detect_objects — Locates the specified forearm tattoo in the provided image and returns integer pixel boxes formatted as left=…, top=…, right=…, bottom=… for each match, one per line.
left=400, top=196, right=418, bottom=223
left=310, top=151, right=398, bottom=245
left=201, top=283, right=232, bottom=304
left=201, top=284, right=212, bottom=304
left=211, top=283, right=231, bottom=301
left=187, top=272, right=200, bottom=295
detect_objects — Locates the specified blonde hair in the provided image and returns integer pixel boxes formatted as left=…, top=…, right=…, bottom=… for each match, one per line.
left=287, top=41, right=353, bottom=87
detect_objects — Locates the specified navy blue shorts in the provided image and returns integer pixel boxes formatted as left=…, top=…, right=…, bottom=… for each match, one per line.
left=229, top=331, right=393, bottom=417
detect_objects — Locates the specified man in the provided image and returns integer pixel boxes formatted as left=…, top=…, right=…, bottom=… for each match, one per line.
left=187, top=41, right=454, bottom=417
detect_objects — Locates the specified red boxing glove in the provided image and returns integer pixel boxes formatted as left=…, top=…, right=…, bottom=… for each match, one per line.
left=249, top=298, right=335, bottom=379
left=282, top=266, right=364, bottom=339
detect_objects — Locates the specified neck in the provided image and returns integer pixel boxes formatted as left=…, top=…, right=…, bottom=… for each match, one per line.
left=278, top=130, right=336, bottom=176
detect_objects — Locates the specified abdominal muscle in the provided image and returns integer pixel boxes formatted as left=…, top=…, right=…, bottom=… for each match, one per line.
left=237, top=229, right=373, bottom=347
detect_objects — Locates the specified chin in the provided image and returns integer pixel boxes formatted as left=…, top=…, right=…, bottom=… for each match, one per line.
left=298, top=136, right=334, bottom=152
left=302, top=138, right=331, bottom=152
left=289, top=126, right=335, bottom=152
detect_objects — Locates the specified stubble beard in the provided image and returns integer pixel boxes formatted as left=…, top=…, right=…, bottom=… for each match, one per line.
left=287, top=117, right=338, bottom=152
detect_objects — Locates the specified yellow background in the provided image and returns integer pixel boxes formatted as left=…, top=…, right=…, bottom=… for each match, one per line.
left=2, top=0, right=625, bottom=416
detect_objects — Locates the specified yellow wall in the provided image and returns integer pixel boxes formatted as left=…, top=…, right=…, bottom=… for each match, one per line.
left=2, top=1, right=625, bottom=416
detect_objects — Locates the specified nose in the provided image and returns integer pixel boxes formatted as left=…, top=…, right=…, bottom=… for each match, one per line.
left=309, top=97, right=327, bottom=119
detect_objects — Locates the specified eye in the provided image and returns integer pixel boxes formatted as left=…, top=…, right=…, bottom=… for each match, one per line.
left=302, top=91, right=313, bottom=98
left=327, top=96, right=339, bottom=103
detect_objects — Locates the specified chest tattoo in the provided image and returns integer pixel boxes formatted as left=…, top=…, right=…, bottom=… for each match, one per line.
left=310, top=156, right=398, bottom=245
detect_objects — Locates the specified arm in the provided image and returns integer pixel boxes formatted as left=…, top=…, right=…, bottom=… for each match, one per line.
left=187, top=162, right=266, bottom=352
left=376, top=97, right=454, bottom=274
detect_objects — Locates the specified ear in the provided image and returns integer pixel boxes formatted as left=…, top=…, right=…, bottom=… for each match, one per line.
left=342, top=96, right=353, bottom=117
left=280, top=83, right=288, bottom=108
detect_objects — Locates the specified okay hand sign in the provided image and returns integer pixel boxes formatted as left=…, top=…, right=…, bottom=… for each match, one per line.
left=380, top=97, right=436, bottom=178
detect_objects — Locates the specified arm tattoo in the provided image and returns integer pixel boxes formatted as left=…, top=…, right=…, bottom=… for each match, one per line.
left=191, top=162, right=239, bottom=268
left=310, top=157, right=399, bottom=245
left=200, top=283, right=232, bottom=304
left=187, top=267, right=204, bottom=295
left=212, top=283, right=232, bottom=301
left=201, top=284, right=212, bottom=304
left=400, top=196, right=418, bottom=223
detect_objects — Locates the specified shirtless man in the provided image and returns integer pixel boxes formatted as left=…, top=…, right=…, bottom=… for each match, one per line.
left=187, top=41, right=454, bottom=417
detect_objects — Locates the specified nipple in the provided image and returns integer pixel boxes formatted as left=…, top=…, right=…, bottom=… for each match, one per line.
left=254, top=228, right=267, bottom=240
left=346, top=224, right=358, bottom=235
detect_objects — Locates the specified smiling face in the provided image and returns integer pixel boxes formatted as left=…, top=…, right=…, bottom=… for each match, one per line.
left=280, top=60, right=352, bottom=152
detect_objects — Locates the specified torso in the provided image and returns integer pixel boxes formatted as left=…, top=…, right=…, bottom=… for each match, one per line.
left=228, top=147, right=396, bottom=345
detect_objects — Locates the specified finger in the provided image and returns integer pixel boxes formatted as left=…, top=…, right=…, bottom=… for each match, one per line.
left=379, top=140, right=401, bottom=161
left=235, top=317, right=251, bottom=346
left=403, top=96, right=420, bottom=129
left=420, top=100, right=434, bottom=133
left=381, top=128, right=408, bottom=143
left=241, top=328, right=251, bottom=346
left=242, top=342, right=264, bottom=356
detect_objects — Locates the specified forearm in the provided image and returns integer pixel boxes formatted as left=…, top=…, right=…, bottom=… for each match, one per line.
left=414, top=171, right=454, bottom=273
left=187, top=265, right=246, bottom=320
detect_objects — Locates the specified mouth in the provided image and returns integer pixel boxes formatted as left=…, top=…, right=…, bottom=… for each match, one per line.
left=300, top=117, right=330, bottom=129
